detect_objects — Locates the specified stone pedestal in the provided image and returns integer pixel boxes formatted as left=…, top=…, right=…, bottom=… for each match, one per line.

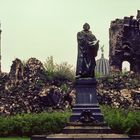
left=70, top=78, right=104, bottom=123
left=75, top=78, right=98, bottom=104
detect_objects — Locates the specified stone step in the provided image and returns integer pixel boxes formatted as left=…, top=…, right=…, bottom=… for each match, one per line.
left=62, top=126, right=112, bottom=134
left=70, top=112, right=104, bottom=116
left=72, top=107, right=101, bottom=113
left=70, top=112, right=104, bottom=122
left=31, top=133, right=130, bottom=140
left=129, top=135, right=140, bottom=139
left=74, top=104, right=99, bottom=108
left=67, top=122, right=108, bottom=127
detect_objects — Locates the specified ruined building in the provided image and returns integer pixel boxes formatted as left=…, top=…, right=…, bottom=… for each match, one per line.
left=109, top=10, right=140, bottom=74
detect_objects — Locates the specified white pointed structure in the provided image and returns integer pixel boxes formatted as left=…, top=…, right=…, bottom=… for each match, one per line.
left=95, top=45, right=109, bottom=76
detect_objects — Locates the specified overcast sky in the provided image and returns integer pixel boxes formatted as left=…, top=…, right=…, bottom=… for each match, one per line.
left=0, top=0, right=140, bottom=72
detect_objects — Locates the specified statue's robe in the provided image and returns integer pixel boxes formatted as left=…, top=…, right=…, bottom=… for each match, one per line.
left=76, top=30, right=99, bottom=77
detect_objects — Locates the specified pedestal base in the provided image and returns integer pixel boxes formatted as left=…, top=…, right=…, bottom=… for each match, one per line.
left=70, top=78, right=104, bottom=123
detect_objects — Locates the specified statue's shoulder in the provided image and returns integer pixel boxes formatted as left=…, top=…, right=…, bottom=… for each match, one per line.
left=77, top=31, right=84, bottom=35
left=77, top=31, right=85, bottom=39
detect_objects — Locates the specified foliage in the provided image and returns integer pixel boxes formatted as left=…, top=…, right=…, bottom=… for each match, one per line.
left=0, top=111, right=70, bottom=137
left=60, top=84, right=69, bottom=92
left=101, top=105, right=140, bottom=134
left=95, top=72, right=101, bottom=78
left=43, top=56, right=55, bottom=81
left=54, top=62, right=75, bottom=81
left=1, top=106, right=140, bottom=137
left=44, top=56, right=75, bottom=82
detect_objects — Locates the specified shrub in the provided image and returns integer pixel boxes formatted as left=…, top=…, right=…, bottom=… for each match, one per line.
left=44, top=56, right=55, bottom=81
left=54, top=62, right=75, bottom=82
left=44, top=56, right=75, bottom=82
left=101, top=105, right=140, bottom=134
left=1, top=106, right=140, bottom=137
left=0, top=111, right=71, bottom=137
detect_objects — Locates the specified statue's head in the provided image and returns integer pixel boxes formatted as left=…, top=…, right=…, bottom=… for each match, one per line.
left=83, top=23, right=90, bottom=31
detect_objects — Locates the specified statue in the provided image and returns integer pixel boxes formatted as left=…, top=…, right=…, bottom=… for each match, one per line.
left=76, top=23, right=99, bottom=78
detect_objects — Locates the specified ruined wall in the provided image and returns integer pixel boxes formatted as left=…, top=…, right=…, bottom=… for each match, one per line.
left=109, top=10, right=140, bottom=74
left=0, top=57, right=75, bottom=115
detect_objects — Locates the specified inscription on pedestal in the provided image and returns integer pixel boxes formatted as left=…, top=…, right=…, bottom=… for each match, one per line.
left=76, top=78, right=98, bottom=104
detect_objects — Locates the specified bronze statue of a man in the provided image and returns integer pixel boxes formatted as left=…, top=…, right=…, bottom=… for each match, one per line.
left=76, top=23, right=99, bottom=78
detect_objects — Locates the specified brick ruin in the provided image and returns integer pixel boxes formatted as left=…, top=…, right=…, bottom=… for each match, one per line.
left=109, top=10, right=140, bottom=74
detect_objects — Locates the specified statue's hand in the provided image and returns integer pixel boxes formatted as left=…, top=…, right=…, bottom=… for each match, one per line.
left=88, top=41, right=94, bottom=46
left=89, top=40, right=99, bottom=46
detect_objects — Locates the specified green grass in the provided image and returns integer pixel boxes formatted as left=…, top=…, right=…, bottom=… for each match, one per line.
left=0, top=138, right=29, bottom=140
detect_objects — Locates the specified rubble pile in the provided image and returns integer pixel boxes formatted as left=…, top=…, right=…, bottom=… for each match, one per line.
left=1, top=57, right=140, bottom=115
left=97, top=72, right=140, bottom=109
left=0, top=58, right=74, bottom=116
left=0, top=72, right=8, bottom=93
